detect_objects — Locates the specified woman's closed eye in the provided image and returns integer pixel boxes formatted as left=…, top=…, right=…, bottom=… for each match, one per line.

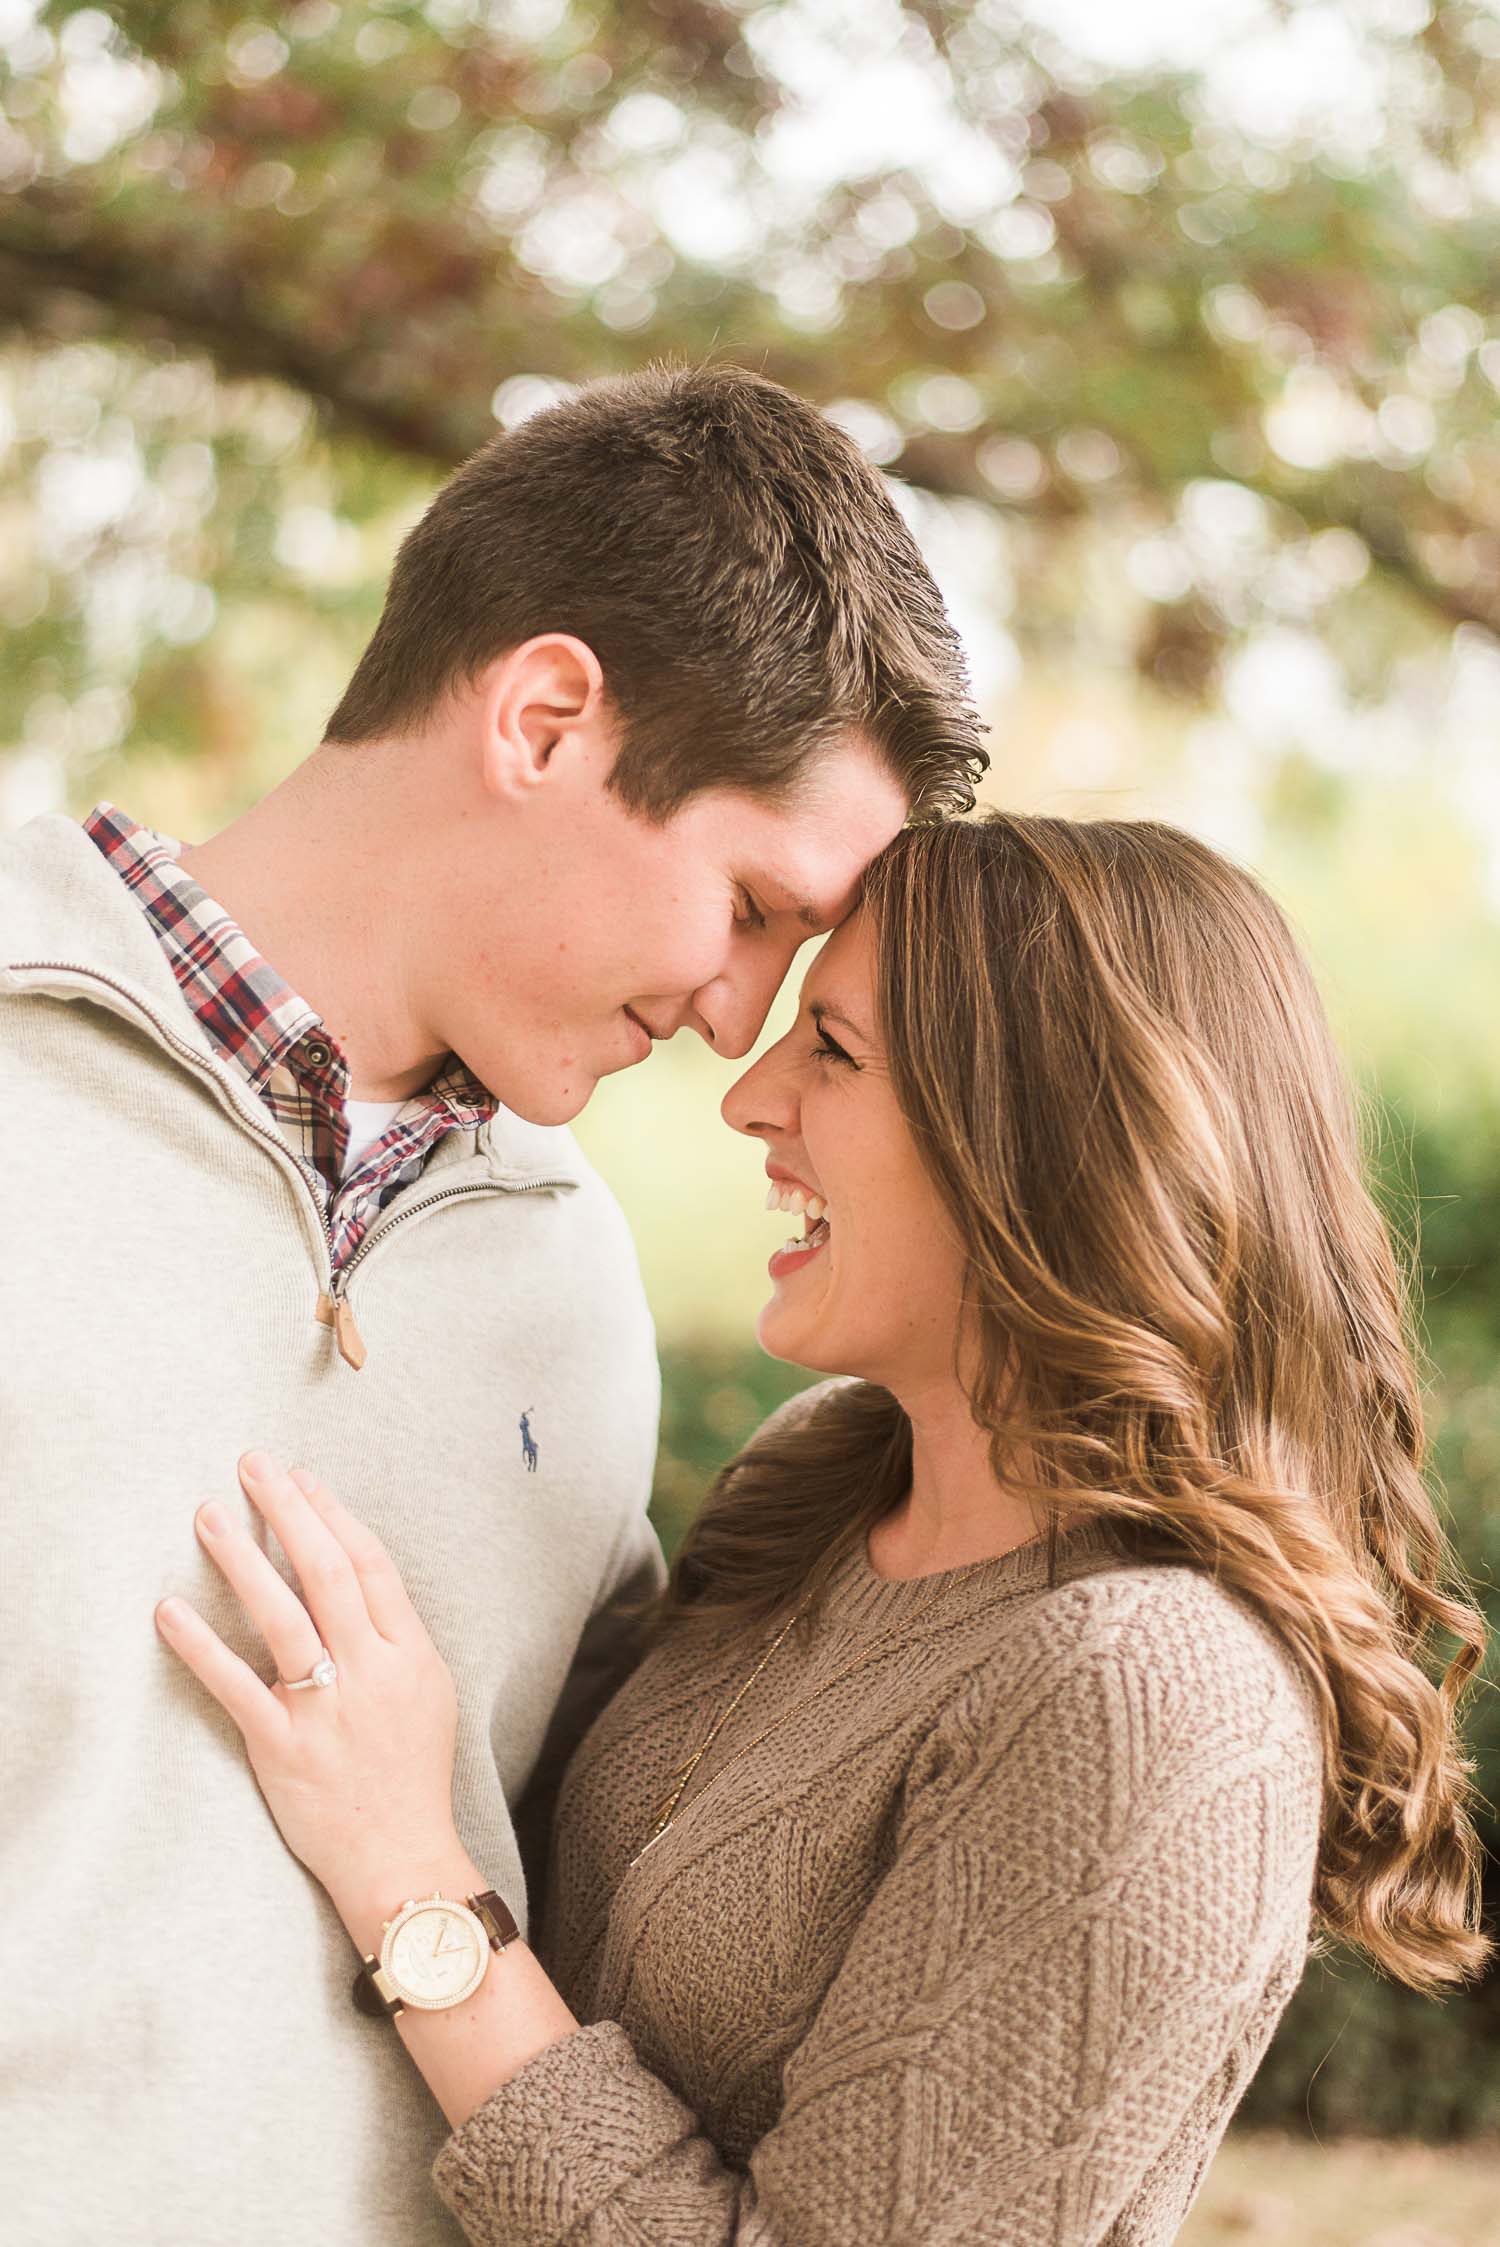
left=811, top=1026, right=857, bottom=1068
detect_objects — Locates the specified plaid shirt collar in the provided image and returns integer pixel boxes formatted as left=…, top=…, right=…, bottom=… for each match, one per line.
left=87, top=803, right=328, bottom=1095
left=83, top=803, right=495, bottom=1240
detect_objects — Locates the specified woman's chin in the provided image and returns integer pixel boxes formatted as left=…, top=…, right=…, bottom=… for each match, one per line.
left=755, top=1298, right=853, bottom=1376
left=754, top=1299, right=799, bottom=1362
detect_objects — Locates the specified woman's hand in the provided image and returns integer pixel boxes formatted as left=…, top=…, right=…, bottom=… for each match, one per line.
left=155, top=1452, right=463, bottom=1912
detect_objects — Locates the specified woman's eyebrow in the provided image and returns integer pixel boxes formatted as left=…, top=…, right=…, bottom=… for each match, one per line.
left=810, top=999, right=870, bottom=1043
left=768, top=889, right=828, bottom=932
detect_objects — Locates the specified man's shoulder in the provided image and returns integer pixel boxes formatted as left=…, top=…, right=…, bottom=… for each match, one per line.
left=0, top=813, right=179, bottom=1000
left=0, top=814, right=91, bottom=959
left=481, top=1107, right=621, bottom=1234
left=483, top=1113, right=654, bottom=1328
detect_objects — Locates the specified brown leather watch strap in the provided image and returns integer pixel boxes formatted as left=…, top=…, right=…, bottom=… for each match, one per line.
left=468, top=1888, right=519, bottom=1950
left=352, top=1957, right=403, bottom=2018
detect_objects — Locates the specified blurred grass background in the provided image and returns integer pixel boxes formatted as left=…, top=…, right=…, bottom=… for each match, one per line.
left=3, top=0, right=1498, bottom=2230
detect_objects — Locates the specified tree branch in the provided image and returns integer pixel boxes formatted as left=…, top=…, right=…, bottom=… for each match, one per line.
left=888, top=432, right=1500, bottom=643
left=0, top=229, right=471, bottom=463
left=4, top=206, right=1494, bottom=647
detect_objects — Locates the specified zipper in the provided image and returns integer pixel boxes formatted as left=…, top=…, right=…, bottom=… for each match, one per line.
left=7, top=960, right=574, bottom=1371
left=332, top=1175, right=576, bottom=1288
left=314, top=1172, right=575, bottom=1367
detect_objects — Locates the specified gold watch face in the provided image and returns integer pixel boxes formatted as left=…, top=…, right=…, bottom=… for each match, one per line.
left=380, top=1897, right=488, bottom=2011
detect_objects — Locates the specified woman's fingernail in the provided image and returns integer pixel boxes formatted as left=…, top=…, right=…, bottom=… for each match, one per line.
left=158, top=1598, right=184, bottom=1626
left=198, top=1502, right=228, bottom=1536
left=242, top=1450, right=273, bottom=1480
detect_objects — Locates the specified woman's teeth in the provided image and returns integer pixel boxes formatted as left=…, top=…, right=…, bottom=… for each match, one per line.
left=765, top=1181, right=832, bottom=1259
left=764, top=1183, right=828, bottom=1224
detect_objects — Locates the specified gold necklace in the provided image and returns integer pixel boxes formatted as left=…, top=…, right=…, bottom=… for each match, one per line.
left=627, top=1536, right=1036, bottom=1871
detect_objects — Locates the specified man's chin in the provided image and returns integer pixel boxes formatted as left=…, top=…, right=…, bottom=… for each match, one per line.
left=468, top=1062, right=598, bottom=1130
left=540, top=1051, right=651, bottom=1118
left=467, top=1033, right=651, bottom=1128
left=508, top=1078, right=598, bottom=1128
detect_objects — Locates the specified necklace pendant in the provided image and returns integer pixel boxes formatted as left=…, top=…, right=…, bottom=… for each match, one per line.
left=647, top=1778, right=687, bottom=1826
left=649, top=1752, right=702, bottom=1821
left=629, top=1811, right=679, bottom=1869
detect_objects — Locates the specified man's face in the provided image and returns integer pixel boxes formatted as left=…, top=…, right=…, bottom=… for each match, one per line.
left=442, top=733, right=909, bottom=1126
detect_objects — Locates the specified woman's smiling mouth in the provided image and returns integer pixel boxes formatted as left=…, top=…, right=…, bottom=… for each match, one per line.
left=764, top=1171, right=832, bottom=1277
left=767, top=1226, right=831, bottom=1279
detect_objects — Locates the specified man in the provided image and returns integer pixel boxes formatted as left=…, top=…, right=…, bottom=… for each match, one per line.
left=0, top=364, right=983, bottom=2244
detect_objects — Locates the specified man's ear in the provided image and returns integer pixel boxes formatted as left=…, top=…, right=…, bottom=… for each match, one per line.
left=477, top=635, right=606, bottom=803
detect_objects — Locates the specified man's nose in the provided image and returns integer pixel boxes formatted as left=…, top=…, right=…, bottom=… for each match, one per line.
left=694, top=950, right=796, bottom=1061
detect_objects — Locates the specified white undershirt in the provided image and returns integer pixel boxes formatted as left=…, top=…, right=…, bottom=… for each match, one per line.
left=341, top=1097, right=405, bottom=1176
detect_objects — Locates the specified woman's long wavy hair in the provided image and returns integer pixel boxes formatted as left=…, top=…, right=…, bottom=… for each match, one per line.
left=641, top=813, right=1491, bottom=1996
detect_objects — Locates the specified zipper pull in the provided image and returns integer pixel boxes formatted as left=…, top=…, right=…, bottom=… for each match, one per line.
left=314, top=1290, right=368, bottom=1371
left=334, top=1297, right=368, bottom=1371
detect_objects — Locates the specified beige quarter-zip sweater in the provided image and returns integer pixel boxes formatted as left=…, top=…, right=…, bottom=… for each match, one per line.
left=430, top=1435, right=1326, bottom=2246
left=0, top=813, right=664, bottom=2247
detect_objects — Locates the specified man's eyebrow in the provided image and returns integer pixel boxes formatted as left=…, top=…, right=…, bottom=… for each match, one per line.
left=810, top=998, right=871, bottom=1043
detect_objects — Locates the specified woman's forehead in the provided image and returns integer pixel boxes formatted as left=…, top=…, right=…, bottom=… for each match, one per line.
left=797, top=913, right=870, bottom=999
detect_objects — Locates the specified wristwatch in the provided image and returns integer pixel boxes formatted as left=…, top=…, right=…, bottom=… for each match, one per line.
left=352, top=1887, right=518, bottom=2019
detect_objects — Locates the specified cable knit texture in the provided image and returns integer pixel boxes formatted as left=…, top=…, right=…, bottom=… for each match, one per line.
left=433, top=1494, right=1325, bottom=2246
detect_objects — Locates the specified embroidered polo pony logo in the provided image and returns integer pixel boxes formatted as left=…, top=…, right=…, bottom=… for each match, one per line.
left=519, top=1409, right=539, bottom=1473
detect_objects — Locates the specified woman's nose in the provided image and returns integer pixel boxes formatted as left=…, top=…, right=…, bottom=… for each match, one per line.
left=721, top=1041, right=795, bottom=1138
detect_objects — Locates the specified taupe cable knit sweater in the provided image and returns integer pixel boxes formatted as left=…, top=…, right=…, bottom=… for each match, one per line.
left=432, top=1483, right=1325, bottom=2245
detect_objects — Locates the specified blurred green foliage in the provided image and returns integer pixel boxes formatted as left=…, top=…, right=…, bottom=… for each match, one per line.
left=1235, top=1106, right=1500, bottom=2141
left=651, top=1341, right=809, bottom=1553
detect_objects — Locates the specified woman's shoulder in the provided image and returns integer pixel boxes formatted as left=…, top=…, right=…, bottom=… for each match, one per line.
left=1034, top=1548, right=1309, bottom=1668
left=961, top=1555, right=1326, bottom=1804
left=1088, top=1554, right=1317, bottom=1694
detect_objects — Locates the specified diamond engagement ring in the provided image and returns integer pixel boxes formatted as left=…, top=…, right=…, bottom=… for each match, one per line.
left=280, top=1647, right=338, bottom=1690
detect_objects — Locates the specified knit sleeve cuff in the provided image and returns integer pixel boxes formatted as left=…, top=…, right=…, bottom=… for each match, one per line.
left=431, top=2019, right=704, bottom=2247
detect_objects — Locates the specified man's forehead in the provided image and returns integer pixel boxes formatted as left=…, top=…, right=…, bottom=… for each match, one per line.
left=749, top=813, right=900, bottom=923
left=755, top=856, right=863, bottom=934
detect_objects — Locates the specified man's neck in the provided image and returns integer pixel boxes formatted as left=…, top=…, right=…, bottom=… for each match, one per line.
left=176, top=750, right=448, bottom=1101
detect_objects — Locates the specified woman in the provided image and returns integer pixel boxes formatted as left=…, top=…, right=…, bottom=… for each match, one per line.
left=156, top=813, right=1490, bottom=2246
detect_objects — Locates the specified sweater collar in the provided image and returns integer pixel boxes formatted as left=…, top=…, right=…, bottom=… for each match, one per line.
left=823, top=1512, right=1126, bottom=1634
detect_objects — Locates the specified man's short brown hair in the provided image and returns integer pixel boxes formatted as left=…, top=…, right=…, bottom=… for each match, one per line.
left=323, top=364, right=986, bottom=819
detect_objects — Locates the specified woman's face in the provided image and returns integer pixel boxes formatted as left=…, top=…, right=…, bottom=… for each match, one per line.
left=721, top=912, right=969, bottom=1390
